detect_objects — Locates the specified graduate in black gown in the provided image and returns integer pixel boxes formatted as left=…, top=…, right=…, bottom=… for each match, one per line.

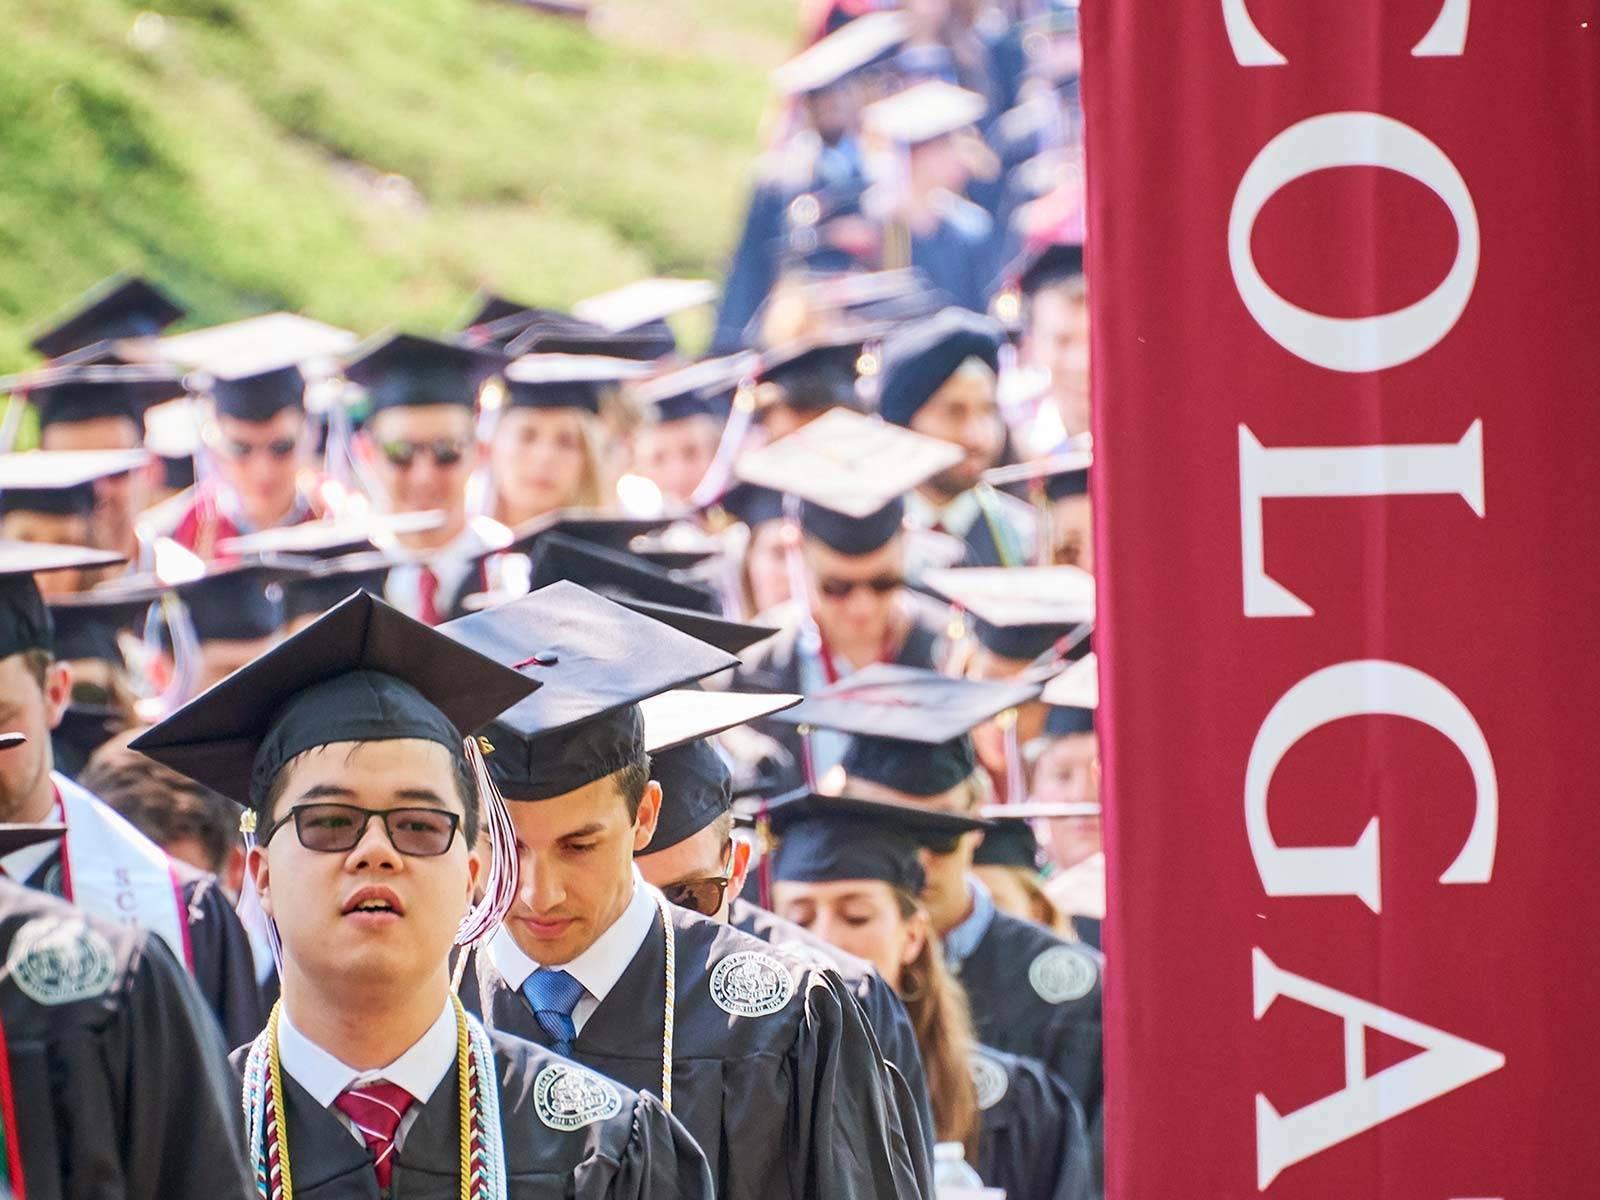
left=762, top=789, right=1093, bottom=1200
left=772, top=666, right=1105, bottom=1187
left=439, top=584, right=928, bottom=1200
left=0, top=819, right=252, bottom=1200
left=626, top=694, right=935, bottom=1164
left=131, top=591, right=714, bottom=1200
left=0, top=538, right=265, bottom=1047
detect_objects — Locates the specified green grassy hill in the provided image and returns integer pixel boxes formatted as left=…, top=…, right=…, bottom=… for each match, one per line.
left=0, top=0, right=796, bottom=367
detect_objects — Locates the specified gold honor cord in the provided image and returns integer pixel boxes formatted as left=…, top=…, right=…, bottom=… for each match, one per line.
left=653, top=888, right=678, bottom=1111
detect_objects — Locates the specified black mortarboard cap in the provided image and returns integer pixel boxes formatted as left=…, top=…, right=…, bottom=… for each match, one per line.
left=279, top=552, right=396, bottom=624
left=0, top=824, right=67, bottom=856
left=29, top=276, right=185, bottom=360
left=345, top=333, right=507, bottom=412
left=14, top=364, right=185, bottom=432
left=0, top=449, right=151, bottom=519
left=756, top=335, right=865, bottom=415
left=0, top=540, right=125, bottom=660
left=635, top=354, right=756, bottom=425
left=503, top=311, right=675, bottom=361
left=925, top=565, right=1095, bottom=662
left=713, top=482, right=786, bottom=530
left=501, top=354, right=651, bottom=414
left=773, top=662, right=1040, bottom=745
left=212, top=363, right=306, bottom=422
left=47, top=584, right=160, bottom=664
left=982, top=448, right=1091, bottom=502
left=171, top=559, right=307, bottom=643
left=878, top=308, right=1003, bottom=427
left=798, top=496, right=904, bottom=555
left=1044, top=705, right=1095, bottom=737
left=841, top=732, right=978, bottom=797
left=439, top=582, right=736, bottom=802
left=462, top=292, right=534, bottom=333
left=526, top=532, right=720, bottom=614
left=217, top=511, right=446, bottom=560
left=617, top=597, right=778, bottom=655
left=505, top=510, right=675, bottom=557
left=644, top=740, right=732, bottom=854
left=767, top=790, right=991, bottom=891
left=129, top=591, right=539, bottom=809
left=1017, top=241, right=1086, bottom=296
left=971, top=813, right=1041, bottom=870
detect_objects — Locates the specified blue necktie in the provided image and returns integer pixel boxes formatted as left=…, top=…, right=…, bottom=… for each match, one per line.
left=521, top=969, right=586, bottom=1056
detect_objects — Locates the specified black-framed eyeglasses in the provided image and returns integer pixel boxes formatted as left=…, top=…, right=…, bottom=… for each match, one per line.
left=261, top=803, right=461, bottom=857
left=379, top=438, right=468, bottom=469
left=659, top=843, right=735, bottom=917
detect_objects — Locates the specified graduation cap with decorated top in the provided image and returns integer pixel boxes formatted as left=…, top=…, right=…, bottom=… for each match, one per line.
left=440, top=581, right=737, bottom=802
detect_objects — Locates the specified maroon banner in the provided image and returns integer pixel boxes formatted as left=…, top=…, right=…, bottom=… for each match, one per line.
left=1083, top=4, right=1600, bottom=1197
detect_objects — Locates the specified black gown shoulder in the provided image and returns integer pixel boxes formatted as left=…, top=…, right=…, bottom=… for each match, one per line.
left=0, top=879, right=251, bottom=1200
left=969, top=1044, right=1093, bottom=1200
left=958, top=909, right=1104, bottom=1185
left=475, top=904, right=928, bottom=1200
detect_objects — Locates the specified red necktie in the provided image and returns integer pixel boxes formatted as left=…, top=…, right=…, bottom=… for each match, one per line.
left=333, top=1081, right=415, bottom=1192
left=416, top=566, right=442, bottom=626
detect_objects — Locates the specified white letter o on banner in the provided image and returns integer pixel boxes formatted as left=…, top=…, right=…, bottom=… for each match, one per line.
left=1228, top=112, right=1480, bottom=373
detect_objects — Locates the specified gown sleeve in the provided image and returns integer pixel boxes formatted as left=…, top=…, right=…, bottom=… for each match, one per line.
left=785, top=969, right=929, bottom=1199
left=987, top=1054, right=1094, bottom=1200
left=116, top=934, right=254, bottom=1199
left=854, top=969, right=936, bottom=1161
left=182, top=871, right=269, bottom=1047
left=576, top=1091, right=717, bottom=1200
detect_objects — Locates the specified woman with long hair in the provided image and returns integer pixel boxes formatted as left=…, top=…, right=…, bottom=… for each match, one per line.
left=766, top=792, right=1094, bottom=1200
left=483, top=356, right=623, bottom=527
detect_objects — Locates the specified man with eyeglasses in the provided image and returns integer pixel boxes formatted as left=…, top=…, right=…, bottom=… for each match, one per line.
left=732, top=491, right=951, bottom=790
left=348, top=333, right=512, bottom=626
left=174, top=362, right=323, bottom=560
left=442, top=583, right=929, bottom=1200
left=131, top=591, right=714, bottom=1199
left=632, top=728, right=937, bottom=1172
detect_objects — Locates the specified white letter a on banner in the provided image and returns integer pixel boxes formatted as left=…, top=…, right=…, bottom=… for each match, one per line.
left=1253, top=949, right=1505, bottom=1189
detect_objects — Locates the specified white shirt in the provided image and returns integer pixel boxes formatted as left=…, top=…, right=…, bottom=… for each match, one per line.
left=488, top=870, right=657, bottom=1034
left=0, top=801, right=63, bottom=883
left=278, top=998, right=458, bottom=1147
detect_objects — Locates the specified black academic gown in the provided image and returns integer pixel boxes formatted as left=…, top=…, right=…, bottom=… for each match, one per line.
left=728, top=897, right=936, bottom=1161
left=231, top=1031, right=713, bottom=1200
left=473, top=905, right=926, bottom=1200
left=25, top=847, right=267, bottom=1047
left=732, top=607, right=948, bottom=793
left=0, top=879, right=251, bottom=1200
left=970, top=1044, right=1094, bottom=1200
left=954, top=909, right=1104, bottom=1189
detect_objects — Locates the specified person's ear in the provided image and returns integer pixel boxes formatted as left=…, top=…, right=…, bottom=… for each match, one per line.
left=632, top=780, right=663, bottom=852
left=223, top=843, right=247, bottom=901
left=902, top=906, right=930, bottom=966
left=249, top=843, right=273, bottom=918
left=43, top=661, right=72, bottom=729
left=727, top=838, right=753, bottom=901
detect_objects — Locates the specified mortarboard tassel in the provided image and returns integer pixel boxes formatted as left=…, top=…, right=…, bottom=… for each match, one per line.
left=452, top=734, right=520, bottom=989
left=237, top=809, right=285, bottom=979
left=688, top=378, right=759, bottom=509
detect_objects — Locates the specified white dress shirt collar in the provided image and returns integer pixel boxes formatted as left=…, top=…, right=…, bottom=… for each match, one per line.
left=488, top=869, right=658, bottom=1033
left=278, top=997, right=458, bottom=1110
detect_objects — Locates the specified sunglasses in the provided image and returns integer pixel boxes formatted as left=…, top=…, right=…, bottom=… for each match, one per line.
left=223, top=437, right=298, bottom=461
left=816, top=573, right=902, bottom=600
left=379, top=438, right=469, bottom=469
left=262, top=802, right=461, bottom=857
left=659, top=844, right=735, bottom=917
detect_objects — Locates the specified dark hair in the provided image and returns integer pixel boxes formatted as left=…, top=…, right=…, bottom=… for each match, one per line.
left=614, top=754, right=652, bottom=821
left=260, top=741, right=480, bottom=844
left=19, top=648, right=52, bottom=691
left=84, top=731, right=237, bottom=874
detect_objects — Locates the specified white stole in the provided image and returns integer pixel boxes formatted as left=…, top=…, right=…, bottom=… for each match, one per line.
left=53, top=772, right=192, bottom=969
